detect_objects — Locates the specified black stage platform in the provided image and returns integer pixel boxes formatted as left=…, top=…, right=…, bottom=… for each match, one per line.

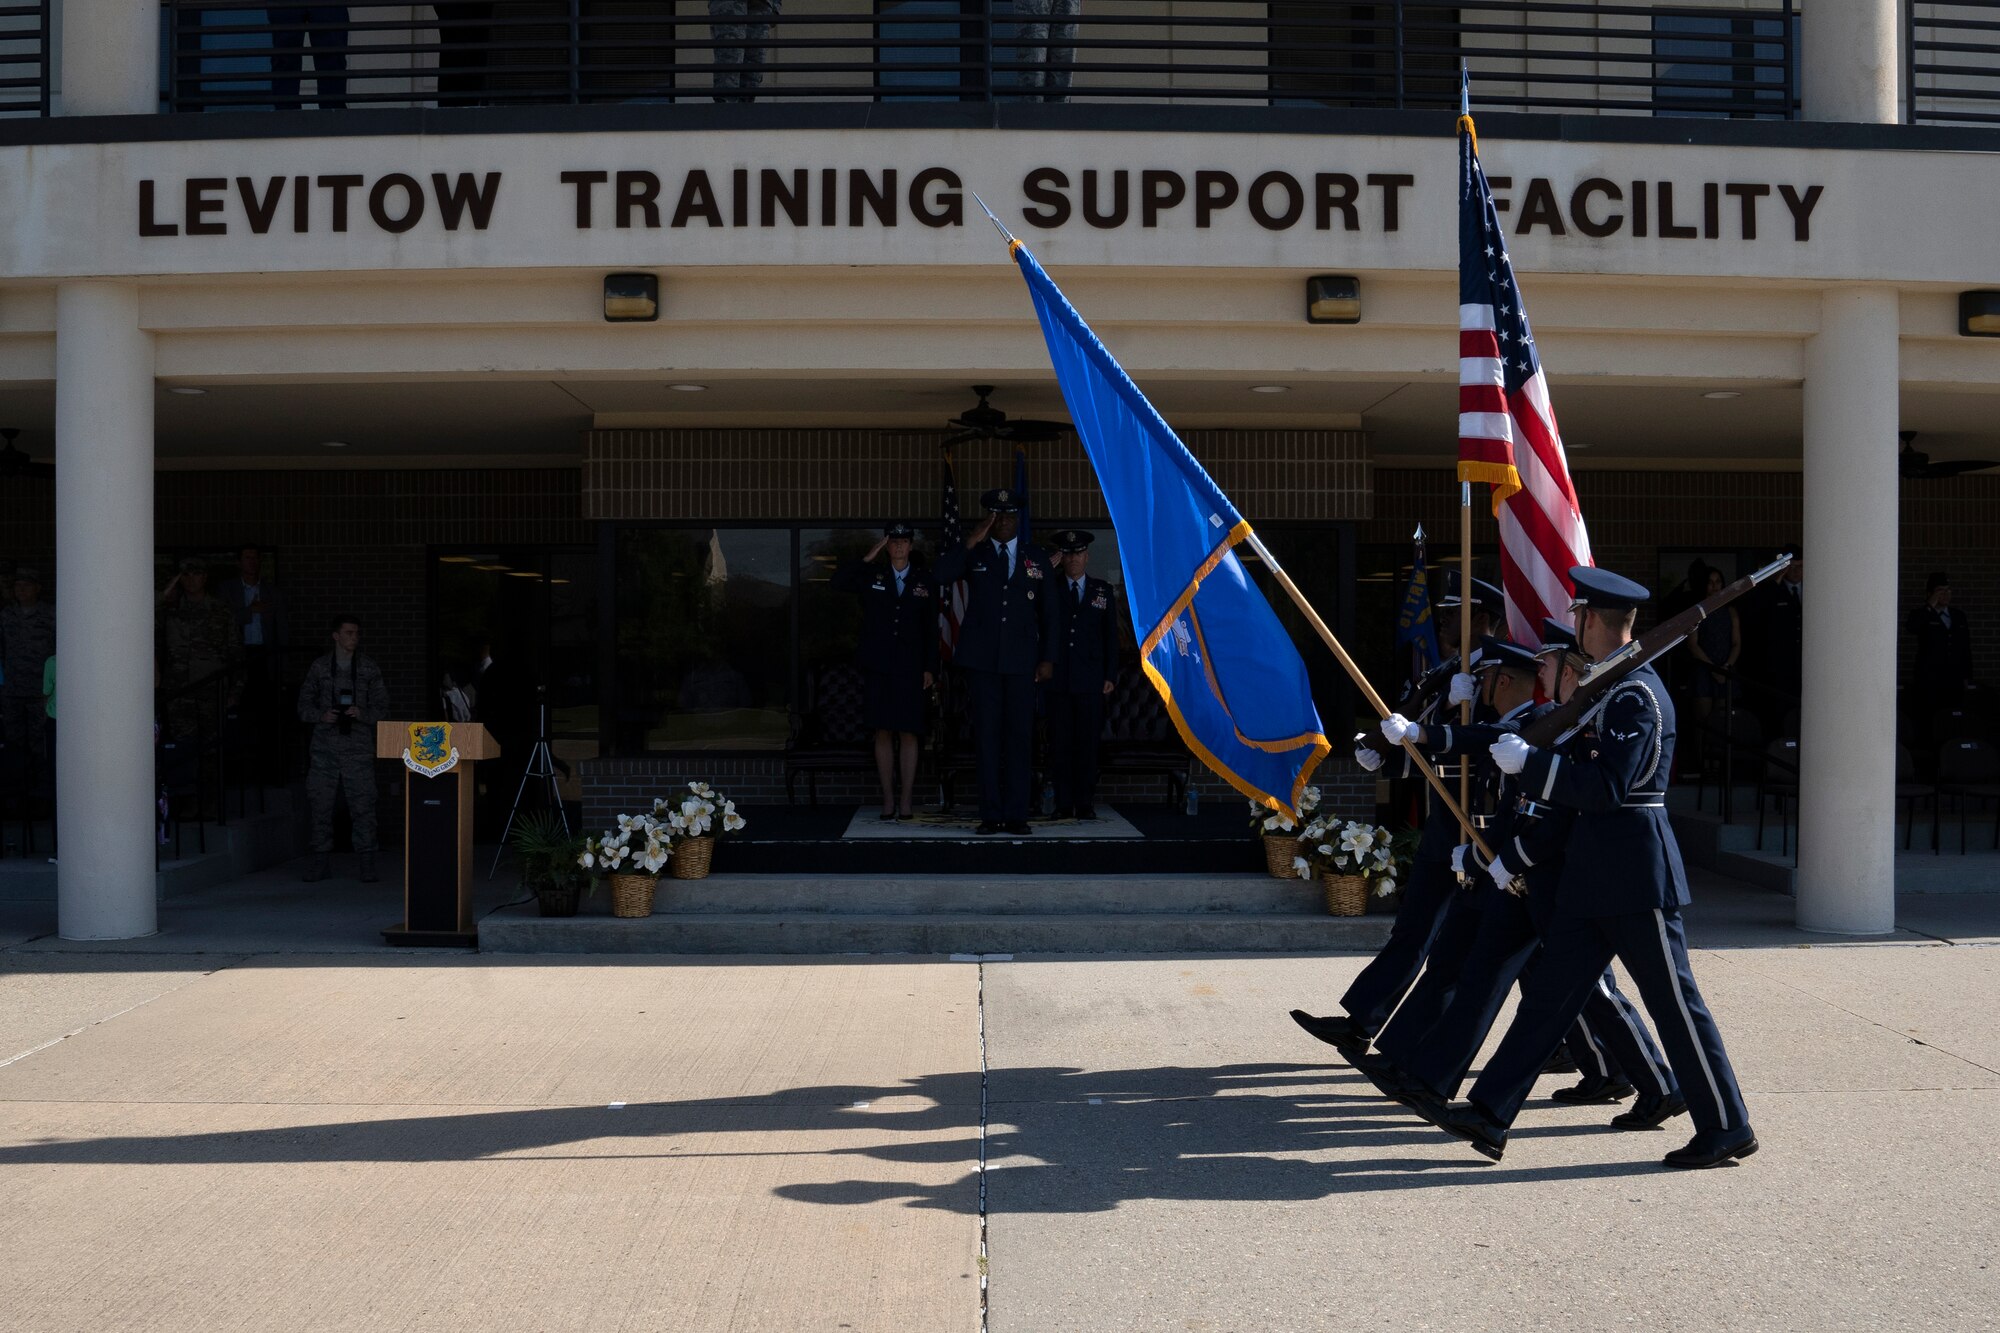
left=723, top=804, right=1263, bottom=875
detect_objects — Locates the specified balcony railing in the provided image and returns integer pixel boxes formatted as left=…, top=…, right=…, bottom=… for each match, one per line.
left=1909, top=0, right=2000, bottom=123
left=154, top=0, right=1800, bottom=119
left=0, top=1, right=47, bottom=116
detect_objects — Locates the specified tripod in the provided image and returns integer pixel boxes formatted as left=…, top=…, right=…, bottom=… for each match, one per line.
left=489, top=690, right=568, bottom=878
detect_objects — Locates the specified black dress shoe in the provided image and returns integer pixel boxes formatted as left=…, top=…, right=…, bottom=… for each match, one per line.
left=1051, top=807, right=1075, bottom=820
left=1420, top=1099, right=1508, bottom=1161
left=879, top=810, right=900, bottom=822
left=1350, top=1050, right=1419, bottom=1109
left=1006, top=821, right=1034, bottom=835
left=1611, top=1091, right=1689, bottom=1130
left=1076, top=805, right=1097, bottom=820
left=1549, top=1075, right=1636, bottom=1105
left=1288, top=1010, right=1370, bottom=1058
left=1663, top=1125, right=1758, bottom=1169
left=1541, top=1047, right=1579, bottom=1075
left=975, top=822, right=1005, bottom=835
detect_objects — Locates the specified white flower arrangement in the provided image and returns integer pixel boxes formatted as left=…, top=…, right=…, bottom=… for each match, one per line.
left=658, top=781, right=747, bottom=840
left=580, top=811, right=674, bottom=877
left=1248, top=785, right=1321, bottom=835
left=1295, top=817, right=1404, bottom=896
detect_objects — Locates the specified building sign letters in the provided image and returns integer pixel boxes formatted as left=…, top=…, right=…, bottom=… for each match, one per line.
left=135, top=164, right=1826, bottom=243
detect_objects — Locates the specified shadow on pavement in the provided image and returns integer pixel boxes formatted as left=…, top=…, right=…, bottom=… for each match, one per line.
left=0, top=1060, right=1665, bottom=1204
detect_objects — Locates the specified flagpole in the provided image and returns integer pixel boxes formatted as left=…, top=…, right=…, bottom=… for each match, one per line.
left=1244, top=530, right=1494, bottom=860
left=1458, top=481, right=1473, bottom=848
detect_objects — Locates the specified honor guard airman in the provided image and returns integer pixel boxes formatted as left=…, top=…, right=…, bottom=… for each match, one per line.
left=1291, top=571, right=1502, bottom=1054
left=1420, top=567, right=1757, bottom=1169
left=833, top=522, right=940, bottom=821
left=1042, top=529, right=1118, bottom=820
left=934, top=489, right=1062, bottom=835
left=1350, top=633, right=1676, bottom=1124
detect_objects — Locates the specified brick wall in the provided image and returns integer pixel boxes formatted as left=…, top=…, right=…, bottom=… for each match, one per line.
left=583, top=427, right=1374, bottom=523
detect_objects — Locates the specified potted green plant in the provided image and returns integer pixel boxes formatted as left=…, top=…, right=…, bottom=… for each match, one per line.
left=510, top=810, right=591, bottom=918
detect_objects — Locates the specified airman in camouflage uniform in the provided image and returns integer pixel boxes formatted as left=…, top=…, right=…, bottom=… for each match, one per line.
left=158, top=558, right=242, bottom=742
left=296, top=612, right=391, bottom=882
left=2, top=567, right=56, bottom=785
left=709, top=0, right=781, bottom=101
left=1015, top=0, right=1080, bottom=100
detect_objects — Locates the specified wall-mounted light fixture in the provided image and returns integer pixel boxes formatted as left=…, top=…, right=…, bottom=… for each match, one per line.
left=604, top=272, right=660, bottom=322
left=1305, top=275, right=1362, bottom=324
left=1960, top=291, right=2000, bottom=337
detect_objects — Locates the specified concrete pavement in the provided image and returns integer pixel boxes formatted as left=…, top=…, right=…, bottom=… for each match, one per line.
left=0, top=874, right=1995, bottom=1330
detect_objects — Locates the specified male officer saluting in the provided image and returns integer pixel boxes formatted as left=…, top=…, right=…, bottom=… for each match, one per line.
left=1419, top=567, right=1755, bottom=1169
left=935, top=489, right=1061, bottom=835
left=1043, top=529, right=1118, bottom=820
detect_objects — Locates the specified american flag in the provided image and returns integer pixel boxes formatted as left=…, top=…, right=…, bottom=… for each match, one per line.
left=939, top=445, right=968, bottom=660
left=1456, top=100, right=1592, bottom=645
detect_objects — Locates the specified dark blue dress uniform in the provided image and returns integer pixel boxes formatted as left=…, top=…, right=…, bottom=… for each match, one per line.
left=832, top=554, right=940, bottom=735
left=934, top=495, right=1063, bottom=828
left=1379, top=698, right=1674, bottom=1105
left=1459, top=570, right=1753, bottom=1163
left=1338, top=649, right=1487, bottom=1035
left=1043, top=530, right=1119, bottom=818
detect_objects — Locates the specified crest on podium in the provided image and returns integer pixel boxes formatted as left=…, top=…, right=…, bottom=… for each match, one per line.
left=403, top=722, right=460, bottom=778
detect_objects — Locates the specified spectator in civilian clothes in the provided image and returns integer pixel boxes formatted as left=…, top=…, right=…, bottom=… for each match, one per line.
left=1687, top=565, right=1743, bottom=759
left=215, top=546, right=289, bottom=780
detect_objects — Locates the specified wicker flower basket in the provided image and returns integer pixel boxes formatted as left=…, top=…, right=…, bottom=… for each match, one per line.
left=1321, top=872, right=1370, bottom=917
left=1262, top=834, right=1302, bottom=880
left=608, top=873, right=658, bottom=918
left=534, top=883, right=582, bottom=918
left=671, top=837, right=715, bottom=880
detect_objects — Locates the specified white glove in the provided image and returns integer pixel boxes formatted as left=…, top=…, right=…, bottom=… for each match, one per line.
left=1380, top=713, right=1417, bottom=747
left=1489, top=734, right=1531, bottom=775
left=1450, top=844, right=1470, bottom=876
left=1485, top=856, right=1513, bottom=892
left=1447, top=673, right=1478, bottom=705
left=1352, top=741, right=1384, bottom=773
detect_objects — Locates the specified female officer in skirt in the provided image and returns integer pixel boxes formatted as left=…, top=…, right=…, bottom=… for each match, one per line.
left=833, top=522, right=940, bottom=819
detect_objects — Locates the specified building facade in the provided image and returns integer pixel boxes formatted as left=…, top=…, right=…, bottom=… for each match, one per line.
left=4, top=2, right=1995, bottom=937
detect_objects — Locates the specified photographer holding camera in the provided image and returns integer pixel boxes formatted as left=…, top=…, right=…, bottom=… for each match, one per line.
left=296, top=612, right=390, bottom=883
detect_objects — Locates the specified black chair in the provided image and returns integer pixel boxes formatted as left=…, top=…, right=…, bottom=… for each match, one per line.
left=1932, top=707, right=1981, bottom=746
left=1755, top=737, right=1799, bottom=859
left=1895, top=743, right=1937, bottom=854
left=1696, top=707, right=1763, bottom=821
left=1935, top=737, right=2000, bottom=855
left=1098, top=666, right=1194, bottom=807
left=782, top=664, right=873, bottom=804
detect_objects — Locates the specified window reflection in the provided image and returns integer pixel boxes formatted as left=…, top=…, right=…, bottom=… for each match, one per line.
left=615, top=528, right=794, bottom=751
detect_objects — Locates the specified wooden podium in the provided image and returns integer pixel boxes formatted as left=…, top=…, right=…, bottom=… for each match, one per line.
left=376, top=721, right=498, bottom=947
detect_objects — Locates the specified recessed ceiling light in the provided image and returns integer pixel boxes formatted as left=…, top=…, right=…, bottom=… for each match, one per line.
left=320, top=440, right=349, bottom=448
left=667, top=383, right=707, bottom=392
left=1701, top=391, right=1742, bottom=400
left=438, top=555, right=479, bottom=564
left=1249, top=385, right=1290, bottom=394
left=473, top=563, right=511, bottom=572
left=167, top=386, right=207, bottom=396
left=505, top=570, right=542, bottom=579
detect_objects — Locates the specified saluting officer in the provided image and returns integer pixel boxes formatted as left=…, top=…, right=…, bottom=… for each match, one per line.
left=1291, top=571, right=1502, bottom=1056
left=934, top=489, right=1062, bottom=836
left=1043, top=529, right=1118, bottom=820
left=1423, top=567, right=1757, bottom=1169
left=833, top=522, right=940, bottom=821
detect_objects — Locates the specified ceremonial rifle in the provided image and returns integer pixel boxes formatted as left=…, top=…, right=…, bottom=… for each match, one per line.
left=1518, top=554, right=1794, bottom=750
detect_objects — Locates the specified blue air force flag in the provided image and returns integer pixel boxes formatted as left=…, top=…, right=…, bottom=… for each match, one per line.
left=1009, top=242, right=1329, bottom=815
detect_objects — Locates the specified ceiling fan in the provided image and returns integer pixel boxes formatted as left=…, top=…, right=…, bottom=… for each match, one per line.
left=0, top=429, right=51, bottom=479
left=1899, top=430, right=1999, bottom=481
left=908, top=385, right=1068, bottom=448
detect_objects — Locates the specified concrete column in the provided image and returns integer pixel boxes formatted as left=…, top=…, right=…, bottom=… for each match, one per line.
left=1802, top=0, right=1899, bottom=124
left=1797, top=286, right=1899, bottom=935
left=58, top=0, right=160, bottom=116
left=55, top=283, right=157, bottom=941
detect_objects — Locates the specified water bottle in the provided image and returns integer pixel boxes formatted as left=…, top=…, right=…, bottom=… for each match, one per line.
left=1041, top=781, right=1055, bottom=816
left=1184, top=784, right=1199, bottom=816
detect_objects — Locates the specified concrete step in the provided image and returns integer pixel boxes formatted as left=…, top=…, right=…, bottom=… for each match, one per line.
left=478, top=906, right=1392, bottom=955
left=638, top=873, right=1331, bottom=916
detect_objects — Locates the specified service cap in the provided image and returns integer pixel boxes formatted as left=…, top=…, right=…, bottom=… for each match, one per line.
left=1048, top=528, right=1095, bottom=554
left=884, top=521, right=917, bottom=540
left=1477, top=637, right=1540, bottom=676
left=979, top=487, right=1022, bottom=513
left=1436, top=569, right=1504, bottom=613
left=1567, top=566, right=1650, bottom=614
